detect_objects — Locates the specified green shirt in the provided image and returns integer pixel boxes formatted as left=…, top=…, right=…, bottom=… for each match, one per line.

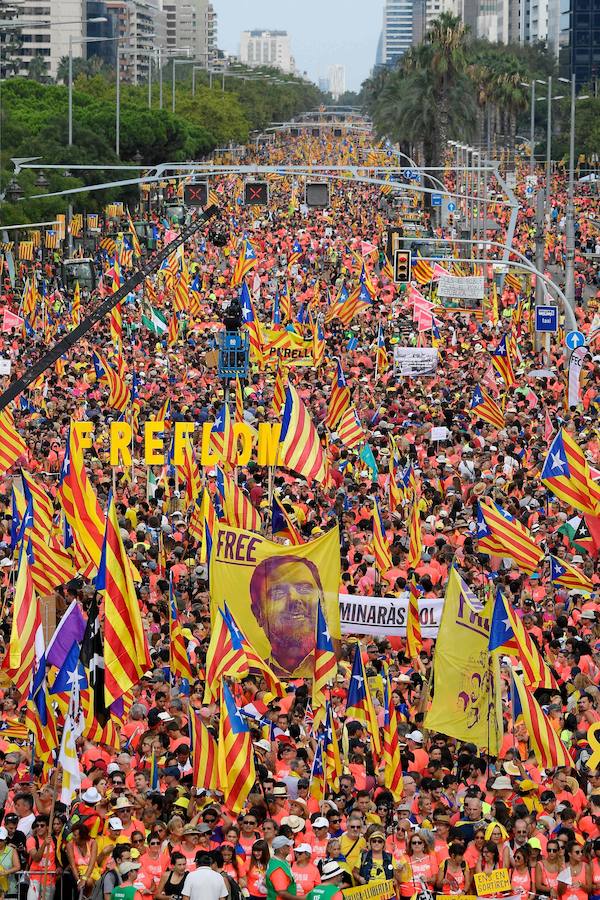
left=111, top=884, right=139, bottom=900
left=306, top=885, right=343, bottom=900
left=266, top=857, right=296, bottom=900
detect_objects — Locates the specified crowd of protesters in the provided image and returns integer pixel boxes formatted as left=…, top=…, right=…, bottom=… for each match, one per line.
left=0, top=128, right=597, bottom=900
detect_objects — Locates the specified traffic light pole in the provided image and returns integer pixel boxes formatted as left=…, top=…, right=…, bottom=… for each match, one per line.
left=0, top=204, right=219, bottom=413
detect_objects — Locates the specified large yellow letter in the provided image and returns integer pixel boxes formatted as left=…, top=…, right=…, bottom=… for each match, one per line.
left=256, top=423, right=281, bottom=466
left=172, top=422, right=194, bottom=465
left=200, top=422, right=219, bottom=467
left=73, top=421, right=93, bottom=451
left=233, top=423, right=254, bottom=466
left=110, top=422, right=132, bottom=466
left=144, top=421, right=165, bottom=465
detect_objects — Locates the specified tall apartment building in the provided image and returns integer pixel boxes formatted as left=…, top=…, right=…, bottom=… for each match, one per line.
left=559, top=0, right=600, bottom=88
left=240, top=30, right=294, bottom=74
left=376, top=0, right=416, bottom=66
left=328, top=64, right=346, bottom=100
left=162, top=0, right=217, bottom=66
left=102, top=0, right=167, bottom=84
left=520, top=0, right=560, bottom=57
left=1, top=0, right=89, bottom=79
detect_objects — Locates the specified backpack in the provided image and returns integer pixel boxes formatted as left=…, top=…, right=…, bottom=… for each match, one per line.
left=222, top=874, right=242, bottom=900
left=56, top=807, right=99, bottom=867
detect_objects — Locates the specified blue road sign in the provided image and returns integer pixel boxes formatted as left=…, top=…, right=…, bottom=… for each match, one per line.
left=535, top=306, right=558, bottom=333
left=402, top=168, right=418, bottom=180
left=565, top=330, right=586, bottom=350
left=431, top=194, right=442, bottom=207
left=447, top=201, right=456, bottom=212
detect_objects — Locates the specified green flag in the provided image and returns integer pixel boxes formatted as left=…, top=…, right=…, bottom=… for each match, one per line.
left=141, top=306, right=167, bottom=335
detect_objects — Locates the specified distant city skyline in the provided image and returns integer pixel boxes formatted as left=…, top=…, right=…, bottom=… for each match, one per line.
left=212, top=0, right=382, bottom=91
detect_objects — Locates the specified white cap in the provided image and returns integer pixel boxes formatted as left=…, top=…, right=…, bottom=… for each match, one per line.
left=158, top=712, right=174, bottom=722
left=108, top=818, right=123, bottom=831
left=313, top=817, right=329, bottom=829
left=295, top=843, right=312, bottom=854
left=406, top=730, right=424, bottom=744
left=107, top=763, right=121, bottom=775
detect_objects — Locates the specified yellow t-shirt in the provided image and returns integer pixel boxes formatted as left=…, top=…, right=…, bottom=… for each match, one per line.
left=340, top=833, right=366, bottom=872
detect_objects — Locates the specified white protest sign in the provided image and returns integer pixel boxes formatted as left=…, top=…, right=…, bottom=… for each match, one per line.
left=437, top=275, right=485, bottom=300
left=339, top=594, right=444, bottom=638
left=430, top=426, right=450, bottom=442
left=0, top=357, right=12, bottom=376
left=393, top=347, right=438, bottom=376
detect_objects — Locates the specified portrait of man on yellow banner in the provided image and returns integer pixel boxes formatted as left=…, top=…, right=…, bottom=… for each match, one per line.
left=425, top=568, right=502, bottom=754
left=210, top=522, right=341, bottom=677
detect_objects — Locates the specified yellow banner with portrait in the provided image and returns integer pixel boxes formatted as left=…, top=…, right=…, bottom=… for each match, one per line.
left=210, top=522, right=341, bottom=678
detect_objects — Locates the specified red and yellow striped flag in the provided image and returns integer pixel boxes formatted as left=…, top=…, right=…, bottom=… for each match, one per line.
left=372, top=499, right=392, bottom=573
left=406, top=579, right=423, bottom=659
left=279, top=383, right=328, bottom=486
left=541, top=429, right=600, bottom=517
left=167, top=314, right=178, bottom=347
left=383, top=668, right=404, bottom=800
left=512, top=671, right=570, bottom=768
left=97, top=494, right=152, bottom=706
left=110, top=302, right=123, bottom=349
left=271, top=361, right=287, bottom=417
left=175, top=434, right=201, bottom=507
left=218, top=680, right=256, bottom=813
left=470, top=385, right=505, bottom=430
left=2, top=547, right=38, bottom=697
left=477, top=500, right=543, bottom=575
left=337, top=405, right=365, bottom=450
left=0, top=408, right=26, bottom=476
left=313, top=598, right=337, bottom=728
left=407, top=503, right=422, bottom=570
left=190, top=709, right=217, bottom=790
left=169, top=575, right=193, bottom=681
left=57, top=425, right=105, bottom=571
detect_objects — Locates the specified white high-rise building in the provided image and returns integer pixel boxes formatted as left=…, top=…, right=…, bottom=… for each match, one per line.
left=520, top=0, right=560, bottom=57
left=2, top=0, right=88, bottom=79
left=102, top=0, right=168, bottom=84
left=328, top=64, right=345, bottom=100
left=240, top=29, right=294, bottom=74
left=162, top=0, right=217, bottom=66
left=377, top=0, right=416, bottom=66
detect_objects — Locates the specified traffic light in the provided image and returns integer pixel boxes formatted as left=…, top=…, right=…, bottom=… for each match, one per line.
left=184, top=182, right=208, bottom=207
left=333, top=127, right=343, bottom=137
left=244, top=181, right=269, bottom=206
left=305, top=182, right=330, bottom=208
left=386, top=226, right=404, bottom=262
left=311, top=127, right=320, bottom=137
left=393, top=249, right=412, bottom=284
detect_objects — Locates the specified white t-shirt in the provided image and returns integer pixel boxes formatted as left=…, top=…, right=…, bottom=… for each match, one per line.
left=17, top=813, right=35, bottom=836
left=181, top=867, right=228, bottom=900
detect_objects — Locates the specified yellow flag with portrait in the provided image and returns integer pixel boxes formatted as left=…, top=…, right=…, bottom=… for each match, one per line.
left=210, top=522, right=341, bottom=678
left=425, top=568, right=502, bottom=754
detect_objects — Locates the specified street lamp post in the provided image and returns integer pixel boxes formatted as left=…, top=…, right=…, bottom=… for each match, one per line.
left=563, top=75, right=590, bottom=305
left=68, top=32, right=117, bottom=147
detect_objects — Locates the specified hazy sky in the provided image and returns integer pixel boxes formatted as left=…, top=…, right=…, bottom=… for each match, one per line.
left=213, top=0, right=383, bottom=92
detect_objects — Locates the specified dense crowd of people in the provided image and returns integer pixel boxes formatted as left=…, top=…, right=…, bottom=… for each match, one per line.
left=0, top=127, right=598, bottom=900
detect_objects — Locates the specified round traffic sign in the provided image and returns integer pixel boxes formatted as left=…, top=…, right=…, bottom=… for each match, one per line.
left=565, top=330, right=586, bottom=350
left=526, top=186, right=533, bottom=195
left=447, top=201, right=456, bottom=212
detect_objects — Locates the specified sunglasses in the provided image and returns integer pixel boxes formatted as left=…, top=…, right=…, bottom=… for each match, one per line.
left=329, top=819, right=340, bottom=824
left=149, top=841, right=160, bottom=847
left=244, top=821, right=257, bottom=826
left=371, top=838, right=384, bottom=844
left=411, top=840, right=424, bottom=846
